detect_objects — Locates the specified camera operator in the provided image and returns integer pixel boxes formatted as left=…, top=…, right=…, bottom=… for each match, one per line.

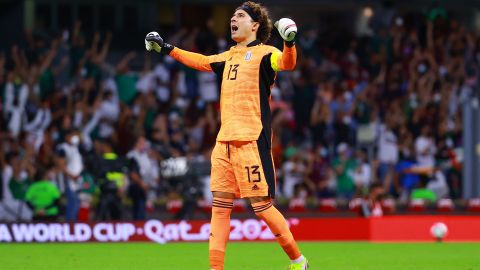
left=89, top=138, right=140, bottom=220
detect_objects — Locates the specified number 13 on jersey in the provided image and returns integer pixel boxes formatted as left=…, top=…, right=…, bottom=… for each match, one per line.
left=227, top=64, right=239, bottom=80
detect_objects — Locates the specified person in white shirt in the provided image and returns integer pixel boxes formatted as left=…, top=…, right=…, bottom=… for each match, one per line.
left=4, top=80, right=28, bottom=120
left=97, top=90, right=120, bottom=139
left=0, top=152, right=32, bottom=221
left=153, top=63, right=171, bottom=103
left=415, top=126, right=436, bottom=168
left=198, top=71, right=218, bottom=103
left=4, top=80, right=29, bottom=138
left=57, top=129, right=84, bottom=221
left=282, top=148, right=306, bottom=199
left=353, top=149, right=371, bottom=194
left=24, top=99, right=52, bottom=152
left=377, top=120, right=399, bottom=190
left=127, top=136, right=158, bottom=219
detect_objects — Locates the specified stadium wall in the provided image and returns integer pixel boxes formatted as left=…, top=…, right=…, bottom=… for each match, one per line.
left=1, top=216, right=479, bottom=243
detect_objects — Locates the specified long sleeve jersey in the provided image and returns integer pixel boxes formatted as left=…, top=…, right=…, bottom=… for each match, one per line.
left=169, top=40, right=296, bottom=144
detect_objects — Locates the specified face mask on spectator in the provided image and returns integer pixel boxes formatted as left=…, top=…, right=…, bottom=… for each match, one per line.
left=139, top=141, right=150, bottom=153
left=409, top=93, right=418, bottom=108
left=343, top=115, right=352, bottom=124
left=344, top=91, right=352, bottom=101
left=70, top=135, right=80, bottom=146
left=132, top=105, right=141, bottom=116
left=318, top=147, right=328, bottom=158
left=417, top=63, right=427, bottom=74
left=439, top=65, right=448, bottom=77
left=196, top=100, right=206, bottom=110
left=52, top=131, right=60, bottom=142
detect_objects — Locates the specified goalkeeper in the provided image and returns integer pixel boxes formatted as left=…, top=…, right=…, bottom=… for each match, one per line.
left=146, top=1, right=308, bottom=269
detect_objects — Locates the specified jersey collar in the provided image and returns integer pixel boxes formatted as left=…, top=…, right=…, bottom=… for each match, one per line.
left=232, top=40, right=261, bottom=50
left=247, top=40, right=261, bottom=47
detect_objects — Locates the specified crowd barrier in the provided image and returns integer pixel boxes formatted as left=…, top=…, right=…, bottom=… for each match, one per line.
left=1, top=216, right=479, bottom=243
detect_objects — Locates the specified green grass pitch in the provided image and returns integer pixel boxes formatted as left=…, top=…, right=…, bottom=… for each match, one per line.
left=1, top=242, right=479, bottom=270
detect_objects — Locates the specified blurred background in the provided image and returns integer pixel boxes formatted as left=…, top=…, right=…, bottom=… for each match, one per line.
left=1, top=0, right=480, bottom=223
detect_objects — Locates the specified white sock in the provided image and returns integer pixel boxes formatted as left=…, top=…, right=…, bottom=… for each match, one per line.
left=291, top=255, right=305, bottom=264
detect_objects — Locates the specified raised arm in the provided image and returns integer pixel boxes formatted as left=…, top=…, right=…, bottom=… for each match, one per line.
left=271, top=18, right=298, bottom=71
left=169, top=48, right=219, bottom=72
left=145, top=31, right=226, bottom=72
left=270, top=43, right=297, bottom=71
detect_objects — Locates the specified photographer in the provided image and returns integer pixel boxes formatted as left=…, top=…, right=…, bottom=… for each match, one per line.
left=89, top=138, right=130, bottom=220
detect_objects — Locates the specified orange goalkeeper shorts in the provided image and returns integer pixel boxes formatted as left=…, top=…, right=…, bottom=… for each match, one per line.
left=210, top=133, right=276, bottom=198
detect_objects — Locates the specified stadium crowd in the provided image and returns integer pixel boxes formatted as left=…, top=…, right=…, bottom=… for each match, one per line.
left=1, top=7, right=479, bottom=221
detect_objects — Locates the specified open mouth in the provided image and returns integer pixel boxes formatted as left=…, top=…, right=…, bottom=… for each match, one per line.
left=231, top=25, right=238, bottom=34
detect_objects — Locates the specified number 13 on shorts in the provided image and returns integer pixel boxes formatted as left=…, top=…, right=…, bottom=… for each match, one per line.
left=245, top=165, right=261, bottom=183
left=236, top=139, right=276, bottom=198
left=241, top=163, right=266, bottom=195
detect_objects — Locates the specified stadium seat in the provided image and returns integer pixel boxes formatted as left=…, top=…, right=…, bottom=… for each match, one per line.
left=467, top=198, right=480, bottom=212
left=288, top=198, right=307, bottom=212
left=348, top=198, right=363, bottom=212
left=318, top=198, right=338, bottom=212
left=77, top=204, right=90, bottom=222
left=232, top=199, right=247, bottom=213
left=381, top=198, right=396, bottom=214
left=408, top=199, right=426, bottom=212
left=197, top=199, right=212, bottom=213
left=437, top=198, right=454, bottom=212
left=166, top=199, right=183, bottom=214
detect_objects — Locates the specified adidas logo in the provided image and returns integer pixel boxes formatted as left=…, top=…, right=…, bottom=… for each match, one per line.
left=252, top=184, right=259, bottom=191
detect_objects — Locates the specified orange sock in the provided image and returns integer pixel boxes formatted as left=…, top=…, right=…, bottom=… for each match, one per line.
left=252, top=200, right=301, bottom=260
left=209, top=198, right=234, bottom=270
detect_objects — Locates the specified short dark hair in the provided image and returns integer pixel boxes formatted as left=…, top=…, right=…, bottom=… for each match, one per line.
left=237, top=1, right=273, bottom=43
left=34, top=164, right=54, bottom=181
left=369, top=182, right=383, bottom=191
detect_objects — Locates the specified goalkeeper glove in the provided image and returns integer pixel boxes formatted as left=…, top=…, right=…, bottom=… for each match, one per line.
left=145, top=31, right=174, bottom=55
left=274, top=18, right=297, bottom=47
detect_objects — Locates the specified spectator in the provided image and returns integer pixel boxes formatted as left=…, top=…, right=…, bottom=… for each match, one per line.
left=415, top=126, right=436, bottom=168
left=376, top=117, right=398, bottom=185
left=24, top=99, right=52, bottom=152
left=0, top=152, right=32, bottom=221
left=5, top=76, right=28, bottom=138
left=305, top=145, right=334, bottom=198
left=56, top=129, right=84, bottom=221
left=360, top=182, right=385, bottom=217
left=353, top=149, right=372, bottom=195
left=332, top=143, right=357, bottom=199
left=127, top=136, right=157, bottom=219
left=281, top=146, right=306, bottom=199
left=0, top=3, right=478, bottom=220
left=410, top=174, right=437, bottom=203
left=426, top=169, right=449, bottom=199
left=25, top=166, right=61, bottom=222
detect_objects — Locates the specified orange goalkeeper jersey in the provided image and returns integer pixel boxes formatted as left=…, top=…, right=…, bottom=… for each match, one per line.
left=169, top=40, right=296, bottom=143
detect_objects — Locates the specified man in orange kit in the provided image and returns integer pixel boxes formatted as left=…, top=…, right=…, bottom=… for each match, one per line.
left=145, top=2, right=308, bottom=269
